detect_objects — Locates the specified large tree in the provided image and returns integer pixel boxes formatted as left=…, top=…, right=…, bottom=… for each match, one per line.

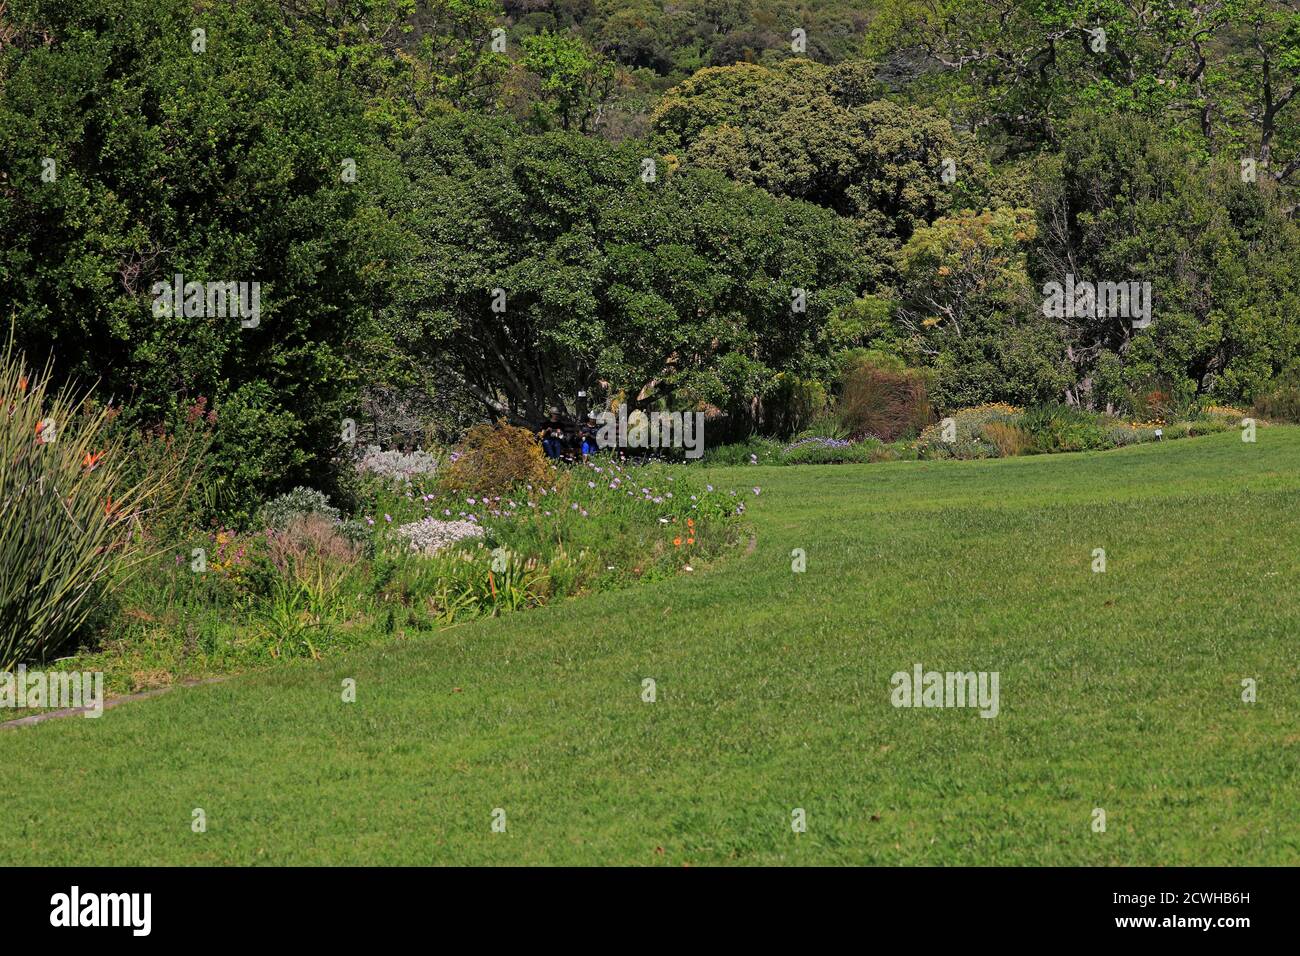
left=0, top=0, right=405, bottom=519
left=387, top=113, right=867, bottom=423
left=650, top=58, right=977, bottom=286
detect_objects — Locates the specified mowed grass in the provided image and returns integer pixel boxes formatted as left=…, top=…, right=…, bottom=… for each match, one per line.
left=3, top=429, right=1299, bottom=865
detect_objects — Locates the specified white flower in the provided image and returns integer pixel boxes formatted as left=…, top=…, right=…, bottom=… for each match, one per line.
left=396, top=517, right=484, bottom=556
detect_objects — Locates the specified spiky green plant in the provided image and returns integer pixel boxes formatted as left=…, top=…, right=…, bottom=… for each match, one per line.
left=0, top=337, right=164, bottom=667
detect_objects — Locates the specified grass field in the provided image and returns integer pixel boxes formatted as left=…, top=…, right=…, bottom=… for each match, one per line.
left=3, top=429, right=1299, bottom=865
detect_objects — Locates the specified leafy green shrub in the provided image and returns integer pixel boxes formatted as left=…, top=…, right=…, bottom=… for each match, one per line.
left=442, top=423, right=554, bottom=495
left=764, top=372, right=828, bottom=437
left=0, top=342, right=166, bottom=667
left=259, top=487, right=341, bottom=531
left=1020, top=403, right=1109, bottom=453
left=794, top=414, right=851, bottom=441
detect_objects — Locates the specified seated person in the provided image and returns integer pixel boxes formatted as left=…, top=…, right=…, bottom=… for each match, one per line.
left=580, top=414, right=598, bottom=458
left=538, top=410, right=565, bottom=459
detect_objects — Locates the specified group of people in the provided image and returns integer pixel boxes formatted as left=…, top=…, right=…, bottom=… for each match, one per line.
left=537, top=410, right=599, bottom=461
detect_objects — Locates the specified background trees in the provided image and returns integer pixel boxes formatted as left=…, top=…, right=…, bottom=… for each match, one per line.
left=387, top=113, right=865, bottom=424
left=0, top=0, right=402, bottom=520
left=3, top=0, right=1299, bottom=521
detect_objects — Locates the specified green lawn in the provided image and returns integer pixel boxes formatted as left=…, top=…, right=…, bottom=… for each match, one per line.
left=3, top=429, right=1299, bottom=865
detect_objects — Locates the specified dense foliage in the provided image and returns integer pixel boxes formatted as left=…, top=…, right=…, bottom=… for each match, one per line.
left=2, top=0, right=1298, bottom=521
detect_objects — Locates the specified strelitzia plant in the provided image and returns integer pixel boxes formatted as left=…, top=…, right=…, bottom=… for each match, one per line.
left=0, top=333, right=166, bottom=667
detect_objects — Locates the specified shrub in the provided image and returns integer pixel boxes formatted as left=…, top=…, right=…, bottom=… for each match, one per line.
left=1106, top=425, right=1158, bottom=447
left=838, top=360, right=932, bottom=441
left=259, top=487, right=341, bottom=531
left=0, top=342, right=167, bottom=666
left=1162, top=419, right=1230, bottom=440
left=777, top=436, right=864, bottom=464
left=259, top=514, right=360, bottom=653
left=915, top=403, right=1023, bottom=458
left=267, top=514, right=358, bottom=576
left=699, top=437, right=782, bottom=465
left=1252, top=379, right=1300, bottom=424
left=794, top=414, right=851, bottom=441
left=355, top=445, right=440, bottom=483
left=764, top=372, right=828, bottom=437
left=441, top=422, right=553, bottom=495
left=1123, top=378, right=1195, bottom=424
left=102, top=398, right=213, bottom=543
left=395, top=517, right=486, bottom=556
left=1020, top=403, right=1108, bottom=453
left=980, top=421, right=1032, bottom=457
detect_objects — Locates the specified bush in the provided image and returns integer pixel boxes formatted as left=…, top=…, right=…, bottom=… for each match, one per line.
left=0, top=342, right=166, bottom=666
left=979, top=421, right=1031, bottom=457
left=915, top=403, right=1023, bottom=458
left=1252, top=379, right=1300, bottom=424
left=1020, top=403, right=1108, bottom=453
left=441, top=422, right=553, bottom=495
left=781, top=437, right=881, bottom=464
left=395, top=517, right=486, bottom=556
left=839, top=360, right=932, bottom=441
left=259, top=487, right=341, bottom=531
left=699, top=437, right=783, bottom=466
left=1106, top=425, right=1158, bottom=447
left=355, top=445, right=440, bottom=483
left=794, top=414, right=851, bottom=440
left=764, top=372, right=828, bottom=437
left=100, top=398, right=214, bottom=545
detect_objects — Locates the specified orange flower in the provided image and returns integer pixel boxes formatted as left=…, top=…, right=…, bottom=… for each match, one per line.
left=673, top=536, right=682, bottom=547
left=82, top=450, right=106, bottom=470
left=103, top=496, right=116, bottom=517
left=34, top=420, right=43, bottom=437
left=686, top=518, right=695, bottom=528
left=18, top=376, right=27, bottom=393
